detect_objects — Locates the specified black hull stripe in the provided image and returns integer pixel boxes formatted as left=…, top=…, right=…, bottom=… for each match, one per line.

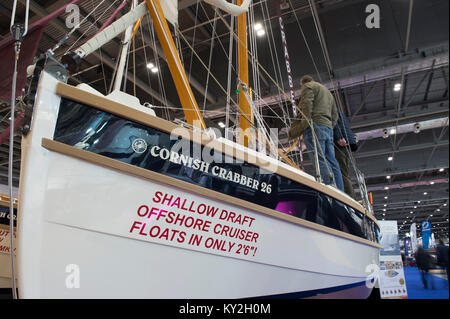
left=249, top=281, right=367, bottom=299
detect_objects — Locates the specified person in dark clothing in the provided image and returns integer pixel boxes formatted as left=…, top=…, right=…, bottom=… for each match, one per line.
left=415, top=245, right=435, bottom=289
left=288, top=75, right=344, bottom=191
left=436, top=239, right=449, bottom=281
left=333, top=110, right=358, bottom=199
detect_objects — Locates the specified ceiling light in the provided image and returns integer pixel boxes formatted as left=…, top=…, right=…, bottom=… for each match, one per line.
left=254, top=23, right=263, bottom=31
left=146, top=63, right=154, bottom=69
left=410, top=211, right=413, bottom=214
left=439, top=168, right=445, bottom=172
left=424, top=192, right=428, bottom=195
left=394, top=83, right=402, bottom=92
left=151, top=67, right=159, bottom=73
left=386, top=176, right=391, bottom=179
left=444, top=204, right=447, bottom=207
left=430, top=214, right=433, bottom=217
left=414, top=123, right=421, bottom=134
left=389, top=128, right=397, bottom=135
left=256, top=29, right=266, bottom=37
left=414, top=206, right=417, bottom=209
left=437, top=209, right=440, bottom=212
left=218, top=122, right=226, bottom=128
left=384, top=186, right=389, bottom=190
left=388, top=156, right=394, bottom=161
left=383, top=209, right=386, bottom=212
left=430, top=182, right=435, bottom=185
left=384, top=196, right=388, bottom=199
left=418, top=201, right=421, bottom=203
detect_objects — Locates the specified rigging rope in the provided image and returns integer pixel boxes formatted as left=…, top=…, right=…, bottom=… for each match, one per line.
left=306, top=0, right=373, bottom=204
left=63, top=0, right=117, bottom=55
left=202, top=10, right=218, bottom=115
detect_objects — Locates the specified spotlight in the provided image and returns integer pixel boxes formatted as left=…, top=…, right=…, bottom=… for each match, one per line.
left=256, top=29, right=266, bottom=37
left=146, top=63, right=154, bottom=69
left=218, top=122, right=226, bottom=128
left=439, top=168, right=445, bottom=172
left=151, top=67, right=159, bottom=73
left=386, top=176, right=391, bottom=179
left=254, top=23, right=263, bottom=31
left=389, top=128, right=397, bottom=135
left=388, top=156, right=394, bottom=161
left=414, top=123, right=421, bottom=134
left=382, top=129, right=389, bottom=139
left=394, top=83, right=402, bottom=92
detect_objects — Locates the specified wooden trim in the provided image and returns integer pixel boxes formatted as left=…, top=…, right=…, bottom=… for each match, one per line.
left=42, top=138, right=382, bottom=249
left=237, top=0, right=252, bottom=147
left=0, top=200, right=17, bottom=209
left=145, top=0, right=206, bottom=129
left=55, top=82, right=379, bottom=227
left=0, top=224, right=14, bottom=231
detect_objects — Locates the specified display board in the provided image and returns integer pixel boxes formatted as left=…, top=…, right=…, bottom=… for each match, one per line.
left=378, top=221, right=408, bottom=299
left=410, top=223, right=417, bottom=254
left=421, top=220, right=432, bottom=249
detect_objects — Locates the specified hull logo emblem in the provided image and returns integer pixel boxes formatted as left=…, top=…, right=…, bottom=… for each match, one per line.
left=132, top=138, right=147, bottom=154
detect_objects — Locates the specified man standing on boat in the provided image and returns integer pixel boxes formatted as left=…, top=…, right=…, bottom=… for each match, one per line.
left=333, top=110, right=358, bottom=199
left=288, top=75, right=344, bottom=192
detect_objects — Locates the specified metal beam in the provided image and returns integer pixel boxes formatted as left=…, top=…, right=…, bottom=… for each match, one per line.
left=179, top=0, right=199, bottom=11
left=137, top=27, right=217, bottom=105
left=351, top=99, right=449, bottom=132
left=21, top=0, right=177, bottom=108
left=100, top=0, right=217, bottom=105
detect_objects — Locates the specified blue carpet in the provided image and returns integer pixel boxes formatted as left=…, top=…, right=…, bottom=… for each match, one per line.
left=403, top=266, right=449, bottom=299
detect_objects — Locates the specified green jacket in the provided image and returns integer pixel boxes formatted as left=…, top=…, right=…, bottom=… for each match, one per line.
left=288, top=81, right=338, bottom=140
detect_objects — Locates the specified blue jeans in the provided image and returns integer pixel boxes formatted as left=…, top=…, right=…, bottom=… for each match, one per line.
left=303, top=124, right=345, bottom=192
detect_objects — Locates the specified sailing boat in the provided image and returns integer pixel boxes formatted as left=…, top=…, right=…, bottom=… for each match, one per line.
left=14, top=0, right=380, bottom=298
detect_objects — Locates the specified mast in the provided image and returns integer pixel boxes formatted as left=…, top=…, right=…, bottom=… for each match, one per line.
left=144, top=0, right=206, bottom=129
left=113, top=0, right=137, bottom=92
left=276, top=0, right=296, bottom=116
left=237, top=0, right=253, bottom=147
left=63, top=1, right=206, bottom=129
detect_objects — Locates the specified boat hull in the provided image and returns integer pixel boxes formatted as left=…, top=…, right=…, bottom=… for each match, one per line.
left=16, top=72, right=379, bottom=298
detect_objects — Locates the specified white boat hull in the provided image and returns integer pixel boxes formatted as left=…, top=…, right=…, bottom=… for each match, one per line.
left=16, top=72, right=379, bottom=298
